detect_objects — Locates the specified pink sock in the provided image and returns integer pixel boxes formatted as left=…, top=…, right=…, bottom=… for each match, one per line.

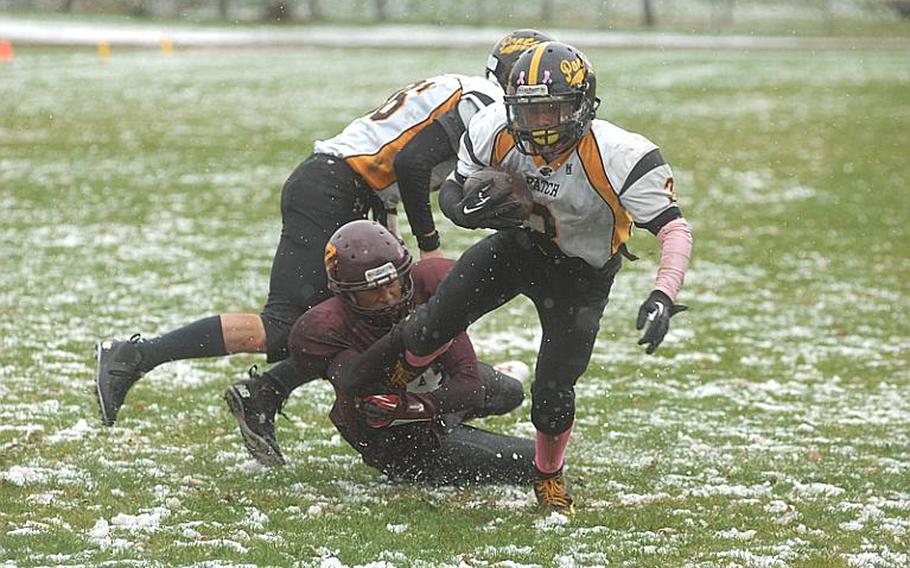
left=534, top=422, right=574, bottom=474
left=404, top=341, right=453, bottom=368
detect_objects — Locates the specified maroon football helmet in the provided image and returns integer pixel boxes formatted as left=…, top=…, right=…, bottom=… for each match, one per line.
left=325, top=220, right=414, bottom=325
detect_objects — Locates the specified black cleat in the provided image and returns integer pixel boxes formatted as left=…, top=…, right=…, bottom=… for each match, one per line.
left=96, top=334, right=144, bottom=426
left=224, top=367, right=287, bottom=467
left=533, top=467, right=575, bottom=514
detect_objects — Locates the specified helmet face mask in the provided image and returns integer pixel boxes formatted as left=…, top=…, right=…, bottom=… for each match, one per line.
left=504, top=42, right=599, bottom=158
left=325, top=220, right=414, bottom=326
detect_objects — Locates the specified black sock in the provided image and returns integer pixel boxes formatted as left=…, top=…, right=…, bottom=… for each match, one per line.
left=136, top=316, right=228, bottom=373
left=262, top=358, right=310, bottom=396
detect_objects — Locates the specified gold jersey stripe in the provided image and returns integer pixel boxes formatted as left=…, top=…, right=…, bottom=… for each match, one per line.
left=492, top=127, right=516, bottom=166
left=577, top=132, right=633, bottom=255
left=345, top=89, right=462, bottom=190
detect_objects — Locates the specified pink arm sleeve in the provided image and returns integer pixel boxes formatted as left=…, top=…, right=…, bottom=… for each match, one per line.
left=653, top=217, right=693, bottom=303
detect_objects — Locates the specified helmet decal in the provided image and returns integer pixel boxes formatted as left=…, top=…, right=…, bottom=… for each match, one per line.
left=498, top=36, right=541, bottom=56
left=542, top=69, right=553, bottom=85
left=324, top=242, right=337, bottom=272
left=487, top=29, right=555, bottom=90
left=560, top=58, right=586, bottom=87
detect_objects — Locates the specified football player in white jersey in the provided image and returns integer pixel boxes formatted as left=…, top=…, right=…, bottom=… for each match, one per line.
left=93, top=31, right=554, bottom=465
left=393, top=42, right=694, bottom=512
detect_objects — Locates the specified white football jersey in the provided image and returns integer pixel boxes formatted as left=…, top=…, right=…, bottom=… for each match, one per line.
left=314, top=74, right=503, bottom=206
left=456, top=103, right=679, bottom=268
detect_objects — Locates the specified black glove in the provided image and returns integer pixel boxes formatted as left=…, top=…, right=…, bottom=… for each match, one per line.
left=357, top=392, right=437, bottom=428
left=636, top=290, right=688, bottom=354
left=451, top=179, right=523, bottom=230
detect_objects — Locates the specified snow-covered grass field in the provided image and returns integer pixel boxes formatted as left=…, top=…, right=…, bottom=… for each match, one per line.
left=1, top=45, right=909, bottom=566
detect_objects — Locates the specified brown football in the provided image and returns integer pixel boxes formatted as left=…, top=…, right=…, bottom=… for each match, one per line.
left=463, top=168, right=534, bottom=220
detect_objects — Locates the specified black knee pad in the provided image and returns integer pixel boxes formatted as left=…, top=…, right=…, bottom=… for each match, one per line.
left=477, top=362, right=525, bottom=416
left=530, top=385, right=576, bottom=435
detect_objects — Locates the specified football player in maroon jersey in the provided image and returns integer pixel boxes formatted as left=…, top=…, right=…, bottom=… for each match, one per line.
left=226, top=220, right=537, bottom=484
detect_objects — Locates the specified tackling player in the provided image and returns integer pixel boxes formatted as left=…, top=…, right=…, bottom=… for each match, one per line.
left=94, top=30, right=553, bottom=428
left=390, top=42, right=694, bottom=511
left=227, top=220, right=537, bottom=483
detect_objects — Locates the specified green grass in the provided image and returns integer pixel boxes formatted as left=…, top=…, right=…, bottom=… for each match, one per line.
left=1, top=45, right=908, bottom=566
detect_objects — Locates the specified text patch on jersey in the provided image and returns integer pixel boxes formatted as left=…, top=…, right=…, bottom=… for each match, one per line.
left=525, top=175, right=561, bottom=197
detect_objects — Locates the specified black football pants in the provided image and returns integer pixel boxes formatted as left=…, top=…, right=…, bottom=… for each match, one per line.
left=356, top=359, right=535, bottom=485
left=363, top=421, right=538, bottom=486
left=260, top=153, right=379, bottom=362
left=404, top=229, right=621, bottom=435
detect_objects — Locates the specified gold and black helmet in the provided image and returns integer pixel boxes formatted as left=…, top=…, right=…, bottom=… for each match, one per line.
left=486, top=29, right=555, bottom=90
left=504, top=41, right=599, bottom=157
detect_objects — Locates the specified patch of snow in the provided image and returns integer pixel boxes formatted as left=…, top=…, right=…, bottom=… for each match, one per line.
left=534, top=512, right=570, bottom=530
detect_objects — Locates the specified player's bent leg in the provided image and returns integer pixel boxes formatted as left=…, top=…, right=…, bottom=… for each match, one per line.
left=463, top=362, right=525, bottom=419
left=96, top=314, right=247, bottom=426
left=224, top=365, right=291, bottom=467
left=403, top=232, right=524, bottom=358
left=528, top=382, right=580, bottom=513
left=429, top=424, right=537, bottom=485
left=220, top=313, right=267, bottom=354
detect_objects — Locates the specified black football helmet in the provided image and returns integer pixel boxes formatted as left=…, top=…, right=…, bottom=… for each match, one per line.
left=486, top=29, right=555, bottom=90
left=504, top=41, right=599, bottom=157
left=325, top=220, right=414, bottom=325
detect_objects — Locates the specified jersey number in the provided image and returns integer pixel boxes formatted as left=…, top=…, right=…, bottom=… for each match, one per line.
left=370, top=80, right=436, bottom=121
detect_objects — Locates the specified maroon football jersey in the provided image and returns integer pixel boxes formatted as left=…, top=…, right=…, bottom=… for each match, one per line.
left=292, top=258, right=482, bottom=447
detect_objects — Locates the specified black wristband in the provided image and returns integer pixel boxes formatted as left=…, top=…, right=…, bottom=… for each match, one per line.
left=416, top=230, right=440, bottom=251
left=648, top=289, right=672, bottom=306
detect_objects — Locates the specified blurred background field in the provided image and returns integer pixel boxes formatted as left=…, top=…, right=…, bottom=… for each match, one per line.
left=1, top=7, right=909, bottom=568
left=2, top=0, right=910, bottom=36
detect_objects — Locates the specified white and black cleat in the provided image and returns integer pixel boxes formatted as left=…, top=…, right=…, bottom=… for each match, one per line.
left=224, top=377, right=286, bottom=467
left=95, top=334, right=144, bottom=426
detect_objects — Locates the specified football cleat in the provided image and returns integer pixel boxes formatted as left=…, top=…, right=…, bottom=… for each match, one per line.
left=224, top=367, right=287, bottom=467
left=533, top=468, right=575, bottom=514
left=95, top=334, right=144, bottom=426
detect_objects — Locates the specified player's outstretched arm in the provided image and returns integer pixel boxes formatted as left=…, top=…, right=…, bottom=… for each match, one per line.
left=637, top=217, right=693, bottom=354
left=394, top=120, right=455, bottom=257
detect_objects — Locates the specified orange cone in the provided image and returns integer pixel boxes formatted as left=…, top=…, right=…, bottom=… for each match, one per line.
left=0, top=39, right=14, bottom=63
left=160, top=35, right=173, bottom=55
left=98, top=40, right=110, bottom=64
